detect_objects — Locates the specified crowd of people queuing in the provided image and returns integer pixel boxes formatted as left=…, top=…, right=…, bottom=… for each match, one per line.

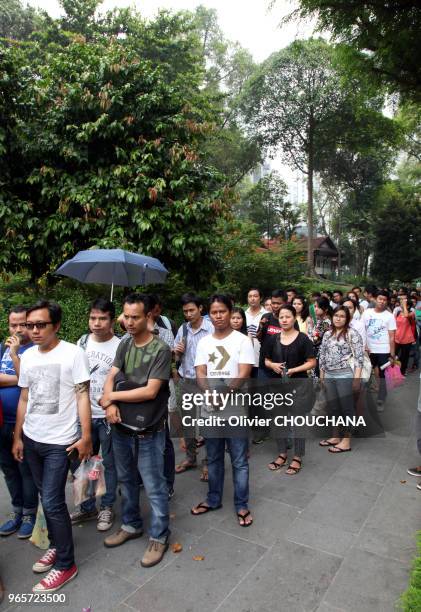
left=0, top=283, right=419, bottom=597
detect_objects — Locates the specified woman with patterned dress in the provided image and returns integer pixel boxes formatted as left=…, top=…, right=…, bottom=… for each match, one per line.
left=319, top=305, right=364, bottom=453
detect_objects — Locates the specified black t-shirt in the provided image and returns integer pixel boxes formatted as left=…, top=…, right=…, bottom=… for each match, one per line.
left=263, top=332, right=315, bottom=378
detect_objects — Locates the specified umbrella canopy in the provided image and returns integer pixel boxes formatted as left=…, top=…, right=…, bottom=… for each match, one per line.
left=55, top=249, right=168, bottom=297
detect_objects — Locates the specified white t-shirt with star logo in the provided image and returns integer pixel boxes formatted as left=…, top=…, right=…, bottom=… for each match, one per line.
left=194, top=330, right=255, bottom=378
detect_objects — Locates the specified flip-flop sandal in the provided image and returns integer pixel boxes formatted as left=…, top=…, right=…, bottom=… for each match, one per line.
left=319, top=440, right=339, bottom=447
left=191, top=502, right=222, bottom=516
left=267, top=455, right=288, bottom=471
left=328, top=446, right=352, bottom=453
left=175, top=462, right=197, bottom=474
left=286, top=458, right=302, bottom=475
left=237, top=510, right=253, bottom=527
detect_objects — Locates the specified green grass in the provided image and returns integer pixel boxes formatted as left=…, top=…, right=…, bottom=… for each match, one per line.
left=400, top=532, right=421, bottom=611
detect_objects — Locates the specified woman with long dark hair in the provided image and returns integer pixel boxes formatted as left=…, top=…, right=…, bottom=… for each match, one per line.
left=394, top=292, right=416, bottom=376
left=292, top=296, right=311, bottom=334
left=307, top=297, right=333, bottom=378
left=231, top=307, right=248, bottom=336
left=319, top=305, right=364, bottom=453
left=263, top=305, right=316, bottom=475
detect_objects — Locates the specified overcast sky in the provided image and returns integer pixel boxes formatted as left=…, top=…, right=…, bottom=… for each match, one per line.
left=29, top=0, right=316, bottom=197
left=29, top=0, right=315, bottom=62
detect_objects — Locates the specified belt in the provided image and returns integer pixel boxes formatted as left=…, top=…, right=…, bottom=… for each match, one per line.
left=114, top=420, right=165, bottom=439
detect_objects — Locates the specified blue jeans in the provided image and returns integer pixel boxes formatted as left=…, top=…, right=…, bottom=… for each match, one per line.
left=71, top=419, right=117, bottom=512
left=23, top=435, right=74, bottom=570
left=112, top=427, right=169, bottom=543
left=205, top=437, right=249, bottom=512
left=0, top=424, right=38, bottom=515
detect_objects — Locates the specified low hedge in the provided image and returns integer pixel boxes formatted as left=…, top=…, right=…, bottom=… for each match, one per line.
left=400, top=532, right=421, bottom=611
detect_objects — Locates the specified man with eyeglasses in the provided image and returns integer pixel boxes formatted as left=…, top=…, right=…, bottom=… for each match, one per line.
left=12, top=300, right=92, bottom=593
left=0, top=305, right=38, bottom=539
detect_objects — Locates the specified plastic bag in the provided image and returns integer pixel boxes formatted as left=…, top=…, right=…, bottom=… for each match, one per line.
left=385, top=364, right=405, bottom=391
left=73, top=455, right=106, bottom=507
left=29, top=506, right=50, bottom=550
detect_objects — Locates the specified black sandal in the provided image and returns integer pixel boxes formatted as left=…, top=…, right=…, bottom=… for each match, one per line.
left=267, top=454, right=288, bottom=471
left=286, top=458, right=302, bottom=475
left=237, top=510, right=253, bottom=527
left=191, top=502, right=222, bottom=515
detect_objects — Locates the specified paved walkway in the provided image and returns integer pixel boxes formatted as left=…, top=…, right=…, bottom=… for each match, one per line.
left=1, top=373, right=420, bottom=612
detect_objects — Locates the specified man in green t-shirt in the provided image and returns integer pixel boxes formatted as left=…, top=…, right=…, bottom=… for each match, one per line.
left=99, top=293, right=171, bottom=568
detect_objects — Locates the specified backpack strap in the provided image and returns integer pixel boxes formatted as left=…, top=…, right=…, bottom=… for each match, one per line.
left=79, top=334, right=90, bottom=351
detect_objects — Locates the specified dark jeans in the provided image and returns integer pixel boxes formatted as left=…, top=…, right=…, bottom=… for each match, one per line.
left=0, top=424, right=38, bottom=515
left=112, top=427, right=169, bottom=543
left=369, top=353, right=389, bottom=402
left=396, top=343, right=411, bottom=376
left=164, top=423, right=175, bottom=492
left=324, top=372, right=355, bottom=434
left=71, top=418, right=118, bottom=512
left=205, top=437, right=249, bottom=512
left=23, top=435, right=74, bottom=570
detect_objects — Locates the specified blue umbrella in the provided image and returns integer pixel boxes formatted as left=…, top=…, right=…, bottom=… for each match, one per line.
left=55, top=248, right=168, bottom=299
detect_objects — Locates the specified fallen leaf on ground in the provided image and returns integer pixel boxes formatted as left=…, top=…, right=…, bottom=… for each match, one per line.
left=400, top=480, right=407, bottom=484
left=193, top=555, right=205, bottom=561
left=170, top=513, right=176, bottom=519
left=171, top=542, right=183, bottom=553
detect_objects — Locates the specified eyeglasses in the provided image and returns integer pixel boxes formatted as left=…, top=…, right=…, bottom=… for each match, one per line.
left=25, top=322, right=54, bottom=330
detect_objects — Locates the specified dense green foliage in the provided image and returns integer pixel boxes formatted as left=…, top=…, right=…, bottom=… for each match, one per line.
left=289, top=0, right=421, bottom=103
left=0, top=0, right=419, bottom=291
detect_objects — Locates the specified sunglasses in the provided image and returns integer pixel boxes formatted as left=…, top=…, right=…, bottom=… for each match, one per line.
left=25, top=322, right=54, bottom=330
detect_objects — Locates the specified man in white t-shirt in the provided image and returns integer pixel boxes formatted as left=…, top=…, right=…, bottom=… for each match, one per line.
left=362, top=290, right=397, bottom=408
left=191, top=295, right=255, bottom=527
left=245, top=288, right=268, bottom=374
left=12, top=300, right=92, bottom=594
left=70, top=298, right=120, bottom=532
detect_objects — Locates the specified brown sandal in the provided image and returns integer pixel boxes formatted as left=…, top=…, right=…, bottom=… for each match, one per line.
left=286, top=458, right=302, bottom=475
left=267, top=454, right=288, bottom=471
left=175, top=461, right=197, bottom=474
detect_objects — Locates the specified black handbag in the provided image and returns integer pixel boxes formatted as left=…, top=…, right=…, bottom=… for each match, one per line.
left=113, top=371, right=169, bottom=434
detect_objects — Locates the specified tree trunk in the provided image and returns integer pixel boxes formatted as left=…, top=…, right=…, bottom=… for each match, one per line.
left=337, top=215, right=341, bottom=278
left=307, top=121, right=315, bottom=275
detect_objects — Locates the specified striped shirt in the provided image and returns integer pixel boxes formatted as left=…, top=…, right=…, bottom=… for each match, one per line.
left=174, top=318, right=214, bottom=379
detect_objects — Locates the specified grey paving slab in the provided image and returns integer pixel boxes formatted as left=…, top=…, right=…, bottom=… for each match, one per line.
left=355, top=525, right=416, bottom=564
left=217, top=540, right=342, bottom=612
left=216, top=497, right=298, bottom=548
left=123, top=528, right=266, bottom=612
left=316, top=604, right=347, bottom=612
left=298, top=476, right=381, bottom=534
left=323, top=548, right=409, bottom=612
left=362, top=481, right=420, bottom=537
left=285, top=517, right=355, bottom=558
left=258, top=478, right=316, bottom=509
left=333, top=453, right=397, bottom=485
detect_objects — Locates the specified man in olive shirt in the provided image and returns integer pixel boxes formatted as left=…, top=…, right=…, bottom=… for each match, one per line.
left=100, top=293, right=171, bottom=568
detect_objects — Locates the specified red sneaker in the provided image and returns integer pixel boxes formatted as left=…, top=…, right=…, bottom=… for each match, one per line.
left=32, top=565, right=78, bottom=593
left=32, top=548, right=57, bottom=573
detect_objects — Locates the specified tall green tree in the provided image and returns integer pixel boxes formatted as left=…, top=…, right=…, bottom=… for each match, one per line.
left=371, top=181, right=421, bottom=284
left=241, top=172, right=300, bottom=240
left=286, top=0, right=421, bottom=103
left=241, top=39, right=351, bottom=273
left=0, top=9, right=230, bottom=286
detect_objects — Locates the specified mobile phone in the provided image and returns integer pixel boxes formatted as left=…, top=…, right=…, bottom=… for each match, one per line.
left=67, top=448, right=79, bottom=461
